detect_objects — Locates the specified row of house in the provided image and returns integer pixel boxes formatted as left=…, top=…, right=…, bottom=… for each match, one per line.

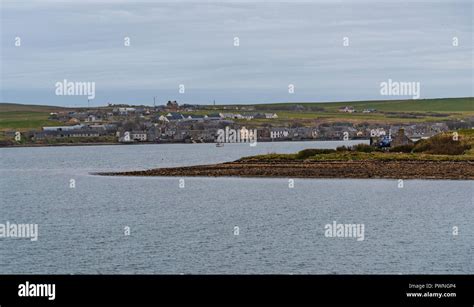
left=12, top=100, right=453, bottom=145
left=338, top=106, right=376, bottom=113
left=158, top=112, right=278, bottom=122
left=158, top=112, right=222, bottom=122
left=34, top=124, right=117, bottom=140
left=220, top=113, right=278, bottom=120
left=34, top=129, right=102, bottom=140
left=9, top=120, right=451, bottom=144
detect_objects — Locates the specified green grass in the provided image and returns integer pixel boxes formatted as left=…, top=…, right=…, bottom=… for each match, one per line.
left=321, top=97, right=473, bottom=113
left=0, top=111, right=63, bottom=131
left=242, top=151, right=474, bottom=162
left=0, top=103, right=68, bottom=131
left=215, top=97, right=474, bottom=124
left=0, top=103, right=66, bottom=112
left=275, top=111, right=460, bottom=122
left=248, top=97, right=473, bottom=113
left=240, top=130, right=474, bottom=162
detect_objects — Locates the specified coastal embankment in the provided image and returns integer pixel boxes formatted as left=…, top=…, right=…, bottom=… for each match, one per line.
left=97, top=159, right=474, bottom=180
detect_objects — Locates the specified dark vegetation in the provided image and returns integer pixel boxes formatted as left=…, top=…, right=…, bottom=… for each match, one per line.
left=293, top=132, right=472, bottom=160
left=412, top=134, right=471, bottom=155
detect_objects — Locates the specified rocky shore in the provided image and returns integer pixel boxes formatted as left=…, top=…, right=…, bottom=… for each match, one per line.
left=97, top=159, right=474, bottom=180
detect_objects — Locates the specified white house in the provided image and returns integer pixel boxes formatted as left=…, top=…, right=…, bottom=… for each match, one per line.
left=186, top=115, right=206, bottom=121
left=85, top=115, right=98, bottom=122
left=42, top=124, right=83, bottom=131
left=118, top=107, right=136, bottom=116
left=158, top=115, right=169, bottom=122
left=131, top=132, right=147, bottom=141
left=270, top=129, right=289, bottom=139
left=219, top=113, right=243, bottom=119
left=264, top=113, right=278, bottom=119
left=339, top=106, right=355, bottom=113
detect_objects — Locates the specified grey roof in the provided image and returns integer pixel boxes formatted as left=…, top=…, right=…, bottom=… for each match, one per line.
left=187, top=115, right=205, bottom=119
left=207, top=113, right=221, bottom=118
left=166, top=113, right=184, bottom=120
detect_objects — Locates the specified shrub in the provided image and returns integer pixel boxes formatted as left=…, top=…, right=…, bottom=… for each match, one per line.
left=390, top=144, right=415, bottom=153
left=296, top=148, right=335, bottom=159
left=336, top=146, right=349, bottom=152
left=352, top=143, right=377, bottom=153
left=412, top=134, right=471, bottom=155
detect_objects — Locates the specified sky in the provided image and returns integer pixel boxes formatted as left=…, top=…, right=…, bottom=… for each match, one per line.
left=1, top=0, right=473, bottom=106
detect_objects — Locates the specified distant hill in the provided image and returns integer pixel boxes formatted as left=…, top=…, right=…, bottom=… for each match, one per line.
left=2, top=97, right=472, bottom=113
left=0, top=103, right=69, bottom=113
left=246, top=97, right=473, bottom=113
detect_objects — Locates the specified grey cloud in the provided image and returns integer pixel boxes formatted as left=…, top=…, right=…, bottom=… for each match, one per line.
left=1, top=0, right=472, bottom=105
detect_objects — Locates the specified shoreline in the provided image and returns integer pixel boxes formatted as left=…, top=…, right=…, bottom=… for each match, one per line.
left=96, top=159, right=474, bottom=180
left=0, top=139, right=369, bottom=148
left=0, top=142, right=123, bottom=148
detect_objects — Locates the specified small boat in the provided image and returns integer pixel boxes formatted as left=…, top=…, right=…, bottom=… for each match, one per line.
left=215, top=142, right=224, bottom=147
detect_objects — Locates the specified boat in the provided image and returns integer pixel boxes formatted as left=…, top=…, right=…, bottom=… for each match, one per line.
left=215, top=142, right=224, bottom=147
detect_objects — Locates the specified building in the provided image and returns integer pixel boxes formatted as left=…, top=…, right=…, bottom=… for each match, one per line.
left=85, top=114, right=100, bottom=122
left=390, top=128, right=414, bottom=147
left=42, top=124, right=84, bottom=131
left=146, top=127, right=159, bottom=142
left=64, top=130, right=100, bottom=138
left=219, top=113, right=243, bottom=119
left=270, top=128, right=289, bottom=139
left=186, top=115, right=206, bottom=122
left=131, top=131, right=147, bottom=141
left=241, top=113, right=265, bottom=120
left=159, top=112, right=185, bottom=122
left=166, top=100, right=179, bottom=111
left=114, top=107, right=136, bottom=116
left=264, top=113, right=278, bottom=119
left=34, top=129, right=100, bottom=140
left=206, top=113, right=222, bottom=121
left=289, top=127, right=312, bottom=140
left=339, top=106, right=355, bottom=113
left=66, top=118, right=81, bottom=125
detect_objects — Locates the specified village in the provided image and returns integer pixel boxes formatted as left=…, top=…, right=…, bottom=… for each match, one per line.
left=3, top=100, right=467, bottom=147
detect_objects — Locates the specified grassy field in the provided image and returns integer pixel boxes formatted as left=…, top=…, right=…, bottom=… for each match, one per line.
left=214, top=97, right=474, bottom=125
left=266, top=111, right=463, bottom=123
left=0, top=111, right=62, bottom=131
left=0, top=103, right=67, bottom=132
left=1, top=97, right=472, bottom=132
left=0, top=103, right=66, bottom=112
left=248, top=97, right=473, bottom=113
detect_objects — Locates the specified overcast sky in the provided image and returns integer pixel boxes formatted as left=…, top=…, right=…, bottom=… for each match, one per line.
left=1, top=0, right=472, bottom=106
